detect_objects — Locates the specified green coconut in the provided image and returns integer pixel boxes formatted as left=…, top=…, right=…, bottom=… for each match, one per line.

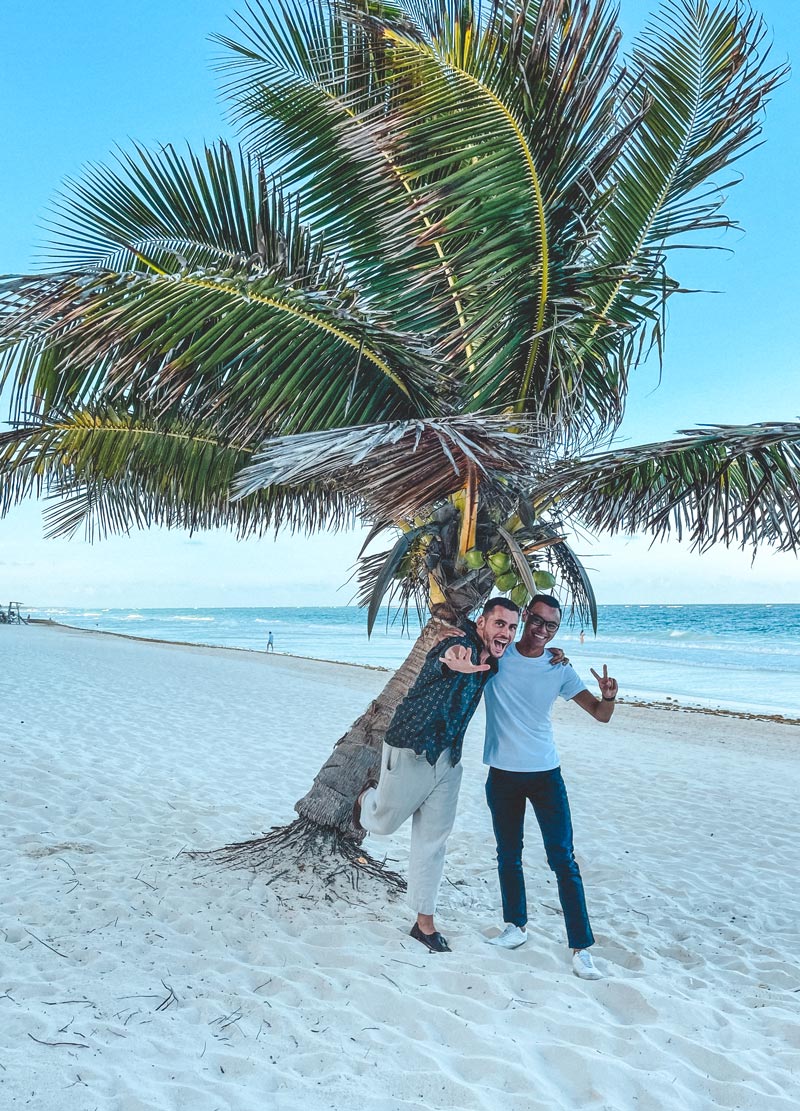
left=487, top=551, right=511, bottom=574
left=495, top=571, right=517, bottom=592
left=464, top=548, right=486, bottom=569
left=510, top=583, right=529, bottom=607
left=394, top=554, right=414, bottom=579
left=533, top=569, right=556, bottom=590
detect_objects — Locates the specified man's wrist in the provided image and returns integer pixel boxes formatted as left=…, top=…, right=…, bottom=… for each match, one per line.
left=602, top=694, right=617, bottom=702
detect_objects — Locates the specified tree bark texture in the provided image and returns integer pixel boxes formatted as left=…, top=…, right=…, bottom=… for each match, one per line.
left=293, top=615, right=459, bottom=835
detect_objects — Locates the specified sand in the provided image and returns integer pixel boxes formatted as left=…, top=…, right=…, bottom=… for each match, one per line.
left=1, top=623, right=798, bottom=1111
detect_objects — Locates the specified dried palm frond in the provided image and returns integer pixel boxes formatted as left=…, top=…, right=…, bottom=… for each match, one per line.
left=233, top=415, right=548, bottom=520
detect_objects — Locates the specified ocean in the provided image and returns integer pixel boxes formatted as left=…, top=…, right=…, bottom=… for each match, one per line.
left=25, top=603, right=800, bottom=720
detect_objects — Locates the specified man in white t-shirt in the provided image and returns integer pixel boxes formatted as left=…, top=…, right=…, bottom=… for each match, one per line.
left=482, top=594, right=618, bottom=980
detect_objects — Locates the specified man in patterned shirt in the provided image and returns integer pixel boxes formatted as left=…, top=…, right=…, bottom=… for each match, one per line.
left=355, top=597, right=563, bottom=952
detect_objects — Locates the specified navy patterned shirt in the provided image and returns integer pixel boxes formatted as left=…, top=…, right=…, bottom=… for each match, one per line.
left=384, top=620, right=497, bottom=766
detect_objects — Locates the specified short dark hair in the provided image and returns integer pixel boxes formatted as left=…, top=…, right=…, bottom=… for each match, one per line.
left=528, top=593, right=562, bottom=613
left=482, top=596, right=520, bottom=617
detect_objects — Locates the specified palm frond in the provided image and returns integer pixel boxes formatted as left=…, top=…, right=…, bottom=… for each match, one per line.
left=0, top=407, right=357, bottom=540
left=546, top=537, right=599, bottom=634
left=42, top=141, right=340, bottom=277
left=497, top=523, right=538, bottom=599
left=339, top=1, right=649, bottom=434
left=362, top=525, right=428, bottom=634
left=1, top=269, right=437, bottom=438
left=232, top=415, right=548, bottom=519
left=213, top=1, right=657, bottom=435
left=1, top=141, right=443, bottom=407
left=0, top=144, right=445, bottom=433
left=536, top=423, right=800, bottom=553
left=589, top=0, right=786, bottom=336
left=215, top=0, right=468, bottom=345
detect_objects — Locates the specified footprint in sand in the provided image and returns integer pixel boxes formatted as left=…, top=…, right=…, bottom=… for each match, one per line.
left=654, top=942, right=703, bottom=969
left=24, top=840, right=96, bottom=858
left=601, top=942, right=646, bottom=971
left=598, top=981, right=660, bottom=1025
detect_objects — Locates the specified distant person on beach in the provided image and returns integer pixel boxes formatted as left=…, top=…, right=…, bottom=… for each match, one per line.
left=481, top=594, right=618, bottom=980
left=353, top=597, right=565, bottom=954
left=266, top=631, right=274, bottom=653
left=579, top=629, right=585, bottom=644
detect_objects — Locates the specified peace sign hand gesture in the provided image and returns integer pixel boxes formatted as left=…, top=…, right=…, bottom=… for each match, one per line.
left=440, top=644, right=491, bottom=673
left=590, top=664, right=618, bottom=701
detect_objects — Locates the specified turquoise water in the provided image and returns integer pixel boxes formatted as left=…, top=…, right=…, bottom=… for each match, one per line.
left=30, top=603, right=800, bottom=719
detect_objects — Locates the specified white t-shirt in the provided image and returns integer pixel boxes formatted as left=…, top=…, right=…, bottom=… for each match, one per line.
left=483, top=643, right=588, bottom=772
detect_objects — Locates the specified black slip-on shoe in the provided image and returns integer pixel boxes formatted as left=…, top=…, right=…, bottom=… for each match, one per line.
left=410, top=922, right=451, bottom=953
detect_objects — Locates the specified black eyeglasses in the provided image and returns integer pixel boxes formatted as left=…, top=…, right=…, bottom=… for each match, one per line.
left=527, top=613, right=560, bottom=634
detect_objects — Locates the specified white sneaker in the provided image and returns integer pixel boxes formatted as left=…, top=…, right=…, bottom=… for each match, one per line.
left=572, top=949, right=603, bottom=980
left=486, top=924, right=528, bottom=949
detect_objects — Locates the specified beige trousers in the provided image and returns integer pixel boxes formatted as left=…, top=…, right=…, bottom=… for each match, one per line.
left=360, top=744, right=463, bottom=915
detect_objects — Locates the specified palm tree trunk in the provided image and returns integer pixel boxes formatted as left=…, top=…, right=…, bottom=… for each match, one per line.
left=193, top=614, right=459, bottom=887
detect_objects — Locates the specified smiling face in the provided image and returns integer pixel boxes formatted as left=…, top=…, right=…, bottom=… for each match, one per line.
left=476, top=603, right=519, bottom=658
left=519, top=600, right=561, bottom=657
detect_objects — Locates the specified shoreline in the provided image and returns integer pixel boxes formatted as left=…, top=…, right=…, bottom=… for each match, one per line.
left=31, top=617, right=392, bottom=673
left=30, top=617, right=800, bottom=727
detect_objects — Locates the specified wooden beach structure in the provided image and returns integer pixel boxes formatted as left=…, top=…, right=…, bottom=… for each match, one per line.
left=0, top=602, right=26, bottom=624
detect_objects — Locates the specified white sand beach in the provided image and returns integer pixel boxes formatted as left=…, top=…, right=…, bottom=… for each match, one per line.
left=2, top=623, right=799, bottom=1111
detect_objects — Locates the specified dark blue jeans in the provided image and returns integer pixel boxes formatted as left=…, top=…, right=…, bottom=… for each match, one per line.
left=485, top=766, right=595, bottom=950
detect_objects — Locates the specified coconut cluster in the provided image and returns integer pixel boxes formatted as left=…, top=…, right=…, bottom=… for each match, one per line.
left=463, top=549, right=555, bottom=606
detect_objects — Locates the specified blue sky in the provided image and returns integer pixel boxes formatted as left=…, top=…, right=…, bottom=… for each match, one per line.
left=1, top=0, right=798, bottom=608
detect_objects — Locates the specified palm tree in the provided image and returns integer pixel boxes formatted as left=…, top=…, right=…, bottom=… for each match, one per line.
left=1, top=0, right=798, bottom=880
